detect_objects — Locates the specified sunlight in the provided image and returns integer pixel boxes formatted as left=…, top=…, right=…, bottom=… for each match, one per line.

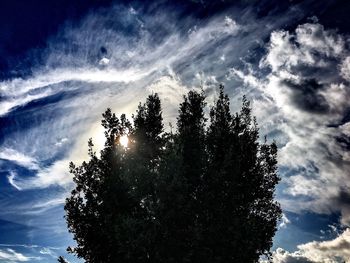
left=120, top=135, right=129, bottom=148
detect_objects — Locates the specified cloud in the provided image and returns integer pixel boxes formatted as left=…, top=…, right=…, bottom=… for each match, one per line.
left=340, top=57, right=350, bottom=80
left=7, top=172, right=22, bottom=191
left=2, top=3, right=293, bottom=192
left=0, top=67, right=150, bottom=116
left=260, top=23, right=345, bottom=73
left=55, top=138, right=68, bottom=147
left=0, top=148, right=40, bottom=170
left=261, top=248, right=312, bottom=263
left=279, top=213, right=291, bottom=229
left=8, top=160, right=71, bottom=190
left=0, top=244, right=61, bottom=262
left=146, top=70, right=192, bottom=126
left=39, top=247, right=57, bottom=258
left=264, top=228, right=350, bottom=263
left=98, top=57, right=110, bottom=66
left=232, top=21, right=350, bottom=226
left=0, top=248, right=38, bottom=262
left=298, top=228, right=350, bottom=262
left=22, top=196, right=66, bottom=215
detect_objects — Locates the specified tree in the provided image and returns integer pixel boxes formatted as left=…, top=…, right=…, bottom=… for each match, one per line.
left=126, top=93, right=164, bottom=261
left=64, top=86, right=281, bottom=263
left=65, top=110, right=138, bottom=262
left=202, top=86, right=281, bottom=262
left=156, top=90, right=207, bottom=262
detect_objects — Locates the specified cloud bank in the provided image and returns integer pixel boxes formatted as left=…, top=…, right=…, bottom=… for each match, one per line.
left=262, top=228, right=350, bottom=263
left=234, top=21, right=350, bottom=228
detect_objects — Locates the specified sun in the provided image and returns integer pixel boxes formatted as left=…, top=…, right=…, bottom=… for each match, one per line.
left=119, top=135, right=129, bottom=148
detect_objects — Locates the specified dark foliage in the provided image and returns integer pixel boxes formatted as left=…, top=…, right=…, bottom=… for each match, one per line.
left=64, top=86, right=281, bottom=263
left=57, top=256, right=68, bottom=263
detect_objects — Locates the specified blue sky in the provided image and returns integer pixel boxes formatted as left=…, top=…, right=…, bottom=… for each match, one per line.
left=1, top=0, right=350, bottom=262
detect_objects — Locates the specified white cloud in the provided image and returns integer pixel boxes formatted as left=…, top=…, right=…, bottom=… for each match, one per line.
left=24, top=197, right=66, bottom=215
left=261, top=248, right=311, bottom=263
left=55, top=138, right=68, bottom=147
left=249, top=21, right=350, bottom=226
left=340, top=56, right=350, bottom=81
left=39, top=247, right=56, bottom=258
left=265, top=229, right=350, bottom=263
left=0, top=248, right=37, bottom=262
left=279, top=213, right=291, bottom=229
left=0, top=89, right=55, bottom=117
left=227, top=67, right=261, bottom=88
left=7, top=172, right=22, bottom=191
left=9, top=160, right=71, bottom=190
left=224, top=16, right=240, bottom=34
left=98, top=57, right=110, bottom=66
left=0, top=67, right=150, bottom=117
left=0, top=148, right=40, bottom=170
left=147, top=75, right=188, bottom=124
left=298, top=228, right=350, bottom=262
left=261, top=23, right=345, bottom=72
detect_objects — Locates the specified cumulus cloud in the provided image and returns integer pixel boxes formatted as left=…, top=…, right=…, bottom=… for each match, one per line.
left=264, top=228, right=350, bottom=263
left=340, top=57, right=350, bottom=80
left=261, top=248, right=312, bottom=263
left=298, top=228, right=350, bottom=262
left=234, top=21, right=350, bottom=226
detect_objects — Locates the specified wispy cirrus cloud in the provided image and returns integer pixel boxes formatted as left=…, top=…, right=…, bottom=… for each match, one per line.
left=0, top=244, right=62, bottom=262
left=0, top=148, right=39, bottom=170
left=0, top=248, right=39, bottom=262
left=0, top=3, right=303, bottom=192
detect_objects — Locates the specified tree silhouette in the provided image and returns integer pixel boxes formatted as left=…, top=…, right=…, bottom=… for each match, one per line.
left=57, top=256, right=68, bottom=263
left=64, top=86, right=281, bottom=263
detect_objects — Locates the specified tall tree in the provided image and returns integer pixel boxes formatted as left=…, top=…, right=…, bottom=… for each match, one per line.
left=202, top=84, right=235, bottom=262
left=156, top=90, right=207, bottom=262
left=127, top=93, right=164, bottom=261
left=203, top=90, right=281, bottom=262
left=65, top=110, right=140, bottom=262
left=64, top=86, right=281, bottom=263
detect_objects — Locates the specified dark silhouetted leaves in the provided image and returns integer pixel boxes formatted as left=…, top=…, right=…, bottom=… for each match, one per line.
left=64, top=87, right=281, bottom=263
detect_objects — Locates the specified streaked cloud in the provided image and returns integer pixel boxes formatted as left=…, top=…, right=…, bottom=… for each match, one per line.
left=0, top=148, right=39, bottom=170
left=1, top=4, right=295, bottom=191
left=0, top=248, right=38, bottom=262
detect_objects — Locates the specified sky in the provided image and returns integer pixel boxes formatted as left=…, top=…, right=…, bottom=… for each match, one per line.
left=0, top=0, right=350, bottom=262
